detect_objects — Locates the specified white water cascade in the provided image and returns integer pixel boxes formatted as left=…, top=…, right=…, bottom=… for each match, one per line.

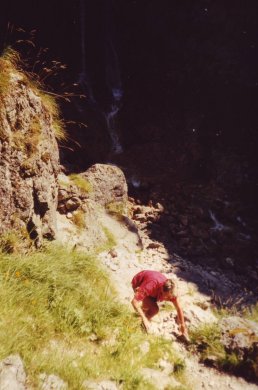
left=78, top=0, right=95, bottom=104
left=209, top=210, right=227, bottom=231
left=104, top=87, right=123, bottom=154
left=104, top=3, right=123, bottom=154
left=79, top=0, right=123, bottom=154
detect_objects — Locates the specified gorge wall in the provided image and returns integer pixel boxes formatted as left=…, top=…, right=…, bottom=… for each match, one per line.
left=1, top=1, right=258, bottom=168
left=0, top=1, right=258, bottom=271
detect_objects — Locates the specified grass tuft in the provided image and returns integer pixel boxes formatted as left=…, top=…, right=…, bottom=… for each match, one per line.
left=0, top=229, right=32, bottom=254
left=102, top=226, right=116, bottom=249
left=243, top=303, right=258, bottom=323
left=190, top=323, right=225, bottom=361
left=68, top=174, right=92, bottom=193
left=189, top=322, right=257, bottom=379
left=0, top=245, right=185, bottom=389
left=71, top=210, right=86, bottom=231
left=105, top=201, right=127, bottom=216
left=0, top=48, right=66, bottom=143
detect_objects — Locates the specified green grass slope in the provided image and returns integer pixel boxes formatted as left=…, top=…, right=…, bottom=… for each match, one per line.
left=0, top=245, right=184, bottom=389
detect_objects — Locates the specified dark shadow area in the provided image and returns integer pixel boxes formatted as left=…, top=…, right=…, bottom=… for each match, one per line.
left=127, top=178, right=258, bottom=309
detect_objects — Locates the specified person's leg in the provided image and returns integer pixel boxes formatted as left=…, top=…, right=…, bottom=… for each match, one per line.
left=142, top=297, right=159, bottom=320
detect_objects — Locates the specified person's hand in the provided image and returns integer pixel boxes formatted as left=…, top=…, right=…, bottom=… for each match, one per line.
left=180, top=324, right=190, bottom=342
left=180, top=324, right=186, bottom=335
left=142, top=318, right=151, bottom=333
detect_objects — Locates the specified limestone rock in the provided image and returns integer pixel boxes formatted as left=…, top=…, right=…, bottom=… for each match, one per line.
left=219, top=316, right=258, bottom=381
left=183, top=304, right=217, bottom=328
left=139, top=341, right=150, bottom=354
left=158, top=359, right=174, bottom=374
left=0, top=354, right=26, bottom=390
left=82, top=380, right=118, bottom=390
left=0, top=68, right=60, bottom=244
left=57, top=173, right=88, bottom=214
left=39, top=373, right=68, bottom=390
left=140, top=367, right=181, bottom=389
left=220, top=316, right=258, bottom=353
left=81, top=164, right=127, bottom=208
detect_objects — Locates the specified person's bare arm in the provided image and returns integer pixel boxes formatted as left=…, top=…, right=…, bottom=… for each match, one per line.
left=131, top=297, right=151, bottom=332
left=172, top=297, right=188, bottom=338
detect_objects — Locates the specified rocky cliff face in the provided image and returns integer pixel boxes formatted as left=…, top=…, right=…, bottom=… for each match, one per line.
left=0, top=57, right=60, bottom=245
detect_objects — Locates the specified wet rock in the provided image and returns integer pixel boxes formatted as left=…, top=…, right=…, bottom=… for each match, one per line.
left=0, top=355, right=26, bottom=390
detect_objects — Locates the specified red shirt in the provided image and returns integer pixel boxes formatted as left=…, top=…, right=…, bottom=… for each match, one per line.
left=131, top=270, right=176, bottom=303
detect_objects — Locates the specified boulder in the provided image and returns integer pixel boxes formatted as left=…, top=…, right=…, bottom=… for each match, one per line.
left=57, top=163, right=128, bottom=216
left=219, top=316, right=258, bottom=380
left=0, top=354, right=26, bottom=390
left=81, top=164, right=127, bottom=208
left=0, top=69, right=60, bottom=245
left=220, top=316, right=258, bottom=354
left=56, top=164, right=137, bottom=251
left=39, top=373, right=68, bottom=390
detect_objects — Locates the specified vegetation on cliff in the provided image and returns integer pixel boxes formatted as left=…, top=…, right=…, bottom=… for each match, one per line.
left=0, top=47, right=66, bottom=143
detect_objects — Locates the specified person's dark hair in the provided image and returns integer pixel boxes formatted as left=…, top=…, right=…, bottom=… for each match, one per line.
left=163, top=279, right=175, bottom=293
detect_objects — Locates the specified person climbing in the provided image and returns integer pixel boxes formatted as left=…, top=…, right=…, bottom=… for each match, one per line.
left=131, top=270, right=189, bottom=340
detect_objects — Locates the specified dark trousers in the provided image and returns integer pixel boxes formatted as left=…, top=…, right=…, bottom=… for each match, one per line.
left=142, top=296, right=159, bottom=320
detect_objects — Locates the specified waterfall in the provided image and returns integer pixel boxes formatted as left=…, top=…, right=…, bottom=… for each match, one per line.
left=104, top=98, right=123, bottom=154
left=104, top=1, right=123, bottom=154
left=78, top=0, right=95, bottom=104
left=78, top=0, right=123, bottom=154
left=209, top=210, right=227, bottom=231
